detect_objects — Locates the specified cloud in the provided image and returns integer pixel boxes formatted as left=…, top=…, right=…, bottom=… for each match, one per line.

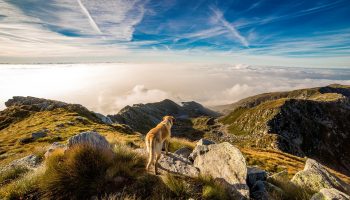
left=210, top=6, right=249, bottom=47
left=113, top=85, right=176, bottom=111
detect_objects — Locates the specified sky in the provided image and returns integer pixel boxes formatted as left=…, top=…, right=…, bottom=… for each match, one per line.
left=0, top=0, right=350, bottom=67
left=1, top=1, right=350, bottom=114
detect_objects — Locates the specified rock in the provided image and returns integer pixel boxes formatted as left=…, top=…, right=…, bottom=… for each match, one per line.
left=267, top=170, right=289, bottom=184
left=247, top=166, right=267, bottom=188
left=174, top=147, right=192, bottom=158
left=250, top=181, right=269, bottom=200
left=196, top=138, right=215, bottom=146
left=311, top=188, right=350, bottom=200
left=291, top=159, right=350, bottom=194
left=19, top=137, right=34, bottom=144
left=158, top=152, right=199, bottom=177
left=193, top=142, right=249, bottom=199
left=188, top=145, right=209, bottom=161
left=134, top=148, right=148, bottom=157
left=93, top=112, right=113, bottom=125
left=32, top=129, right=48, bottom=139
left=44, top=142, right=66, bottom=158
left=8, top=154, right=41, bottom=169
left=67, top=131, right=110, bottom=150
left=263, top=181, right=285, bottom=199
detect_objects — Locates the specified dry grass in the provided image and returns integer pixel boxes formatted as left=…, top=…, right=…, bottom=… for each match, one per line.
left=39, top=144, right=146, bottom=199
left=0, top=166, right=29, bottom=186
left=168, top=137, right=196, bottom=152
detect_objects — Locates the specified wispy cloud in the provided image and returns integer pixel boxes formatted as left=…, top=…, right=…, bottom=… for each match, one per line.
left=77, top=0, right=102, bottom=34
left=210, top=6, right=249, bottom=47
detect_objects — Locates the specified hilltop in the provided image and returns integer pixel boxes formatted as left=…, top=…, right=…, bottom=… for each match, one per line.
left=217, top=84, right=350, bottom=176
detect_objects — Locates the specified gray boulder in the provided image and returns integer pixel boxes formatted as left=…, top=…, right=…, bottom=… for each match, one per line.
left=311, top=188, right=350, bottom=200
left=250, top=181, right=269, bottom=200
left=67, top=131, right=110, bottom=150
left=158, top=152, right=199, bottom=177
left=291, top=159, right=350, bottom=194
left=44, top=142, right=66, bottom=158
left=193, top=142, right=249, bottom=199
left=174, top=147, right=192, bottom=158
left=32, top=129, right=48, bottom=139
left=196, top=138, right=215, bottom=146
left=247, top=166, right=267, bottom=188
left=8, top=154, right=41, bottom=169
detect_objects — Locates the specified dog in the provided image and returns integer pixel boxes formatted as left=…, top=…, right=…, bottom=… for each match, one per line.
left=145, top=115, right=175, bottom=174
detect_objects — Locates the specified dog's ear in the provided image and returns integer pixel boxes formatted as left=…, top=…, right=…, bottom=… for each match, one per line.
left=171, top=116, right=176, bottom=122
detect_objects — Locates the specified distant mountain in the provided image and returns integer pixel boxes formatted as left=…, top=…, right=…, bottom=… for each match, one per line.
left=108, top=99, right=221, bottom=138
left=218, top=84, right=350, bottom=176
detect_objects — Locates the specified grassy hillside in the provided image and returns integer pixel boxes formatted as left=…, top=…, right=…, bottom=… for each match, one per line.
left=0, top=107, right=143, bottom=167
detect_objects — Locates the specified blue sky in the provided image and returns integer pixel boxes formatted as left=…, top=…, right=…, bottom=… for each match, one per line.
left=0, top=0, right=350, bottom=67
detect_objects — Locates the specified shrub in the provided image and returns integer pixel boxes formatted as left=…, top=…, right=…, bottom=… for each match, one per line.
left=39, top=144, right=146, bottom=199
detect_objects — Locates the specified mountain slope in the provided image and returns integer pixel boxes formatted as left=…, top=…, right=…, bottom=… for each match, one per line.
left=0, top=96, right=142, bottom=166
left=219, top=84, right=350, bottom=176
left=108, top=99, right=221, bottom=139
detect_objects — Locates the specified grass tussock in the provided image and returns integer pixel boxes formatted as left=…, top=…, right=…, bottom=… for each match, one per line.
left=0, top=167, right=43, bottom=200
left=267, top=178, right=313, bottom=200
left=39, top=144, right=146, bottom=199
left=168, top=137, right=195, bottom=152
left=0, top=166, right=29, bottom=186
left=198, top=175, right=230, bottom=200
left=162, top=173, right=190, bottom=197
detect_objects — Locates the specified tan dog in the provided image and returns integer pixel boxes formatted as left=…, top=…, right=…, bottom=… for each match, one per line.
left=145, top=115, right=175, bottom=174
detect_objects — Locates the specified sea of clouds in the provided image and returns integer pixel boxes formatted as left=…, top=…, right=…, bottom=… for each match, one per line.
left=0, top=63, right=349, bottom=114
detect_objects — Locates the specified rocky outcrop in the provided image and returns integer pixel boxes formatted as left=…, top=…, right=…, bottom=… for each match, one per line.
left=158, top=152, right=199, bottom=177
left=67, top=131, right=111, bottom=150
left=193, top=142, right=249, bottom=199
left=311, top=188, right=350, bottom=200
left=1, top=154, right=41, bottom=172
left=107, top=99, right=220, bottom=134
left=291, top=159, right=350, bottom=194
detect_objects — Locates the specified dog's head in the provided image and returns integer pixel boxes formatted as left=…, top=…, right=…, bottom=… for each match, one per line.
left=163, top=115, right=175, bottom=125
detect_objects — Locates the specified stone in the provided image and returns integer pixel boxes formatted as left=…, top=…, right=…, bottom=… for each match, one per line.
left=311, top=188, right=350, bottom=200
left=32, top=129, right=48, bottom=139
left=291, top=159, right=350, bottom=194
left=158, top=152, right=199, bottom=177
left=44, top=142, right=66, bottom=158
left=196, top=138, right=215, bottom=146
left=188, top=145, right=209, bottom=161
left=93, top=112, right=113, bottom=125
left=174, top=147, right=192, bottom=158
left=8, top=154, right=41, bottom=169
left=193, top=142, right=249, bottom=199
left=67, top=131, right=110, bottom=150
left=247, top=166, right=267, bottom=188
left=250, top=181, right=269, bottom=200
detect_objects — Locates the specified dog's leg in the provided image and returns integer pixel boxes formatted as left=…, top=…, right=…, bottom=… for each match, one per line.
left=146, top=139, right=154, bottom=171
left=165, top=139, right=169, bottom=155
left=154, top=153, right=161, bottom=175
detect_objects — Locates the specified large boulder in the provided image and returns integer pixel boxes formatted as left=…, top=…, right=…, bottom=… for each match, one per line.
left=67, top=131, right=110, bottom=150
left=250, top=180, right=269, bottom=200
left=311, top=188, right=350, bottom=200
left=188, top=145, right=209, bottom=161
left=291, top=159, right=350, bottom=194
left=158, top=152, right=199, bottom=177
left=193, top=142, right=249, bottom=199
